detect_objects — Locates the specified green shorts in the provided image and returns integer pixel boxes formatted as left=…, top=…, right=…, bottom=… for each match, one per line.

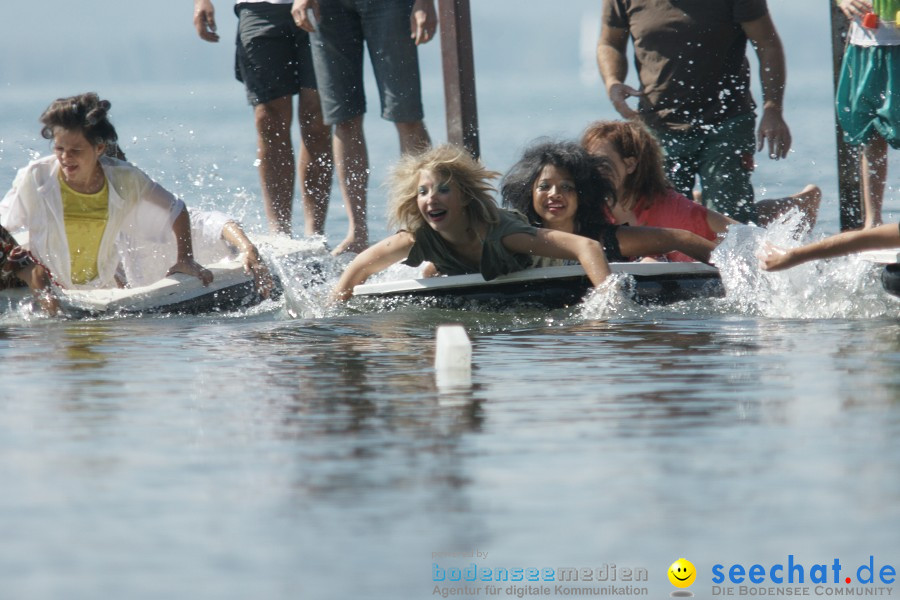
left=836, top=44, right=900, bottom=149
left=650, top=113, right=758, bottom=224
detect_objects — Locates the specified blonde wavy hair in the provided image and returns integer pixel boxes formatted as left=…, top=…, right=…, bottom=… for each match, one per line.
left=388, top=144, right=501, bottom=233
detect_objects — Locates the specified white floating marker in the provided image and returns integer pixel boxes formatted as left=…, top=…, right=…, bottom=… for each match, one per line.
left=434, top=324, right=472, bottom=390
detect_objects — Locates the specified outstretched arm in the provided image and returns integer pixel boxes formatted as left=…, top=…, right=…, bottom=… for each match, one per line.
left=597, top=24, right=641, bottom=119
left=616, top=226, right=715, bottom=263
left=167, top=207, right=214, bottom=285
left=502, top=230, right=612, bottom=287
left=743, top=13, right=791, bottom=159
left=331, top=232, right=416, bottom=302
left=761, top=223, right=900, bottom=272
left=193, top=0, right=219, bottom=42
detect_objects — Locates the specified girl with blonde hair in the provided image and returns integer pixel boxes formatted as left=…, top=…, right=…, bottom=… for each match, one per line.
left=332, top=144, right=613, bottom=301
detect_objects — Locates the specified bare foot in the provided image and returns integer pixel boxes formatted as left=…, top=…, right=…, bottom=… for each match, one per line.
left=790, top=184, right=821, bottom=228
left=331, top=236, right=369, bottom=256
left=756, top=183, right=821, bottom=228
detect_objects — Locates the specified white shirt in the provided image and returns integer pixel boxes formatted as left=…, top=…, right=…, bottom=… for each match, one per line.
left=1, top=155, right=184, bottom=289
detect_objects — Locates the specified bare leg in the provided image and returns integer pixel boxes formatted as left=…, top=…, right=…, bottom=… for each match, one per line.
left=331, top=115, right=369, bottom=255
left=861, top=134, right=887, bottom=229
left=254, top=96, right=295, bottom=236
left=297, top=88, right=334, bottom=237
left=395, top=120, right=431, bottom=155
left=755, top=184, right=822, bottom=228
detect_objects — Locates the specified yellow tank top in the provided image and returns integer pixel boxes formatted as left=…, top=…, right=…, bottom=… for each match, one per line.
left=59, top=174, right=110, bottom=285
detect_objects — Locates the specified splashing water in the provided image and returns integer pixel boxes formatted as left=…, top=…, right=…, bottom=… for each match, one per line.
left=713, top=210, right=898, bottom=319
left=256, top=236, right=341, bottom=320
left=577, top=272, right=640, bottom=320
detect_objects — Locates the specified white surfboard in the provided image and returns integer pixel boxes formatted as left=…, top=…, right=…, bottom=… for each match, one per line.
left=0, top=234, right=325, bottom=316
left=353, top=262, right=723, bottom=308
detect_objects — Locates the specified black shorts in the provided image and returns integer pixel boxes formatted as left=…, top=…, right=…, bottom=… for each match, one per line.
left=234, top=2, right=318, bottom=106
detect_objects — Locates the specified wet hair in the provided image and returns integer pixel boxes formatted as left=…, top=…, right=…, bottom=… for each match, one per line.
left=500, top=139, right=615, bottom=240
left=40, top=92, right=126, bottom=160
left=580, top=120, right=669, bottom=210
left=388, top=144, right=501, bottom=233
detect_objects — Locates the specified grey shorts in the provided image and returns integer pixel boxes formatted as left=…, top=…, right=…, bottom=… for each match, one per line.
left=309, top=0, right=424, bottom=125
left=234, top=2, right=317, bottom=106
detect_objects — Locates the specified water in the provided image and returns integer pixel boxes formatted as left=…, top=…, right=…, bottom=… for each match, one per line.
left=1, top=2, right=900, bottom=599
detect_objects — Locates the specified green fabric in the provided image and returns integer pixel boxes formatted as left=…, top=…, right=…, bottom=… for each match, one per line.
left=651, top=112, right=758, bottom=224
left=837, top=44, right=900, bottom=149
left=872, top=0, right=900, bottom=20
left=403, top=209, right=538, bottom=280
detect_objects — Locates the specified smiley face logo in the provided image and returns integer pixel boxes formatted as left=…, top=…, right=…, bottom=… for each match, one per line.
left=668, top=558, right=696, bottom=588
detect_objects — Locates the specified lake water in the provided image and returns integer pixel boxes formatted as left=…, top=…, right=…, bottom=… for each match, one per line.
left=1, top=2, right=899, bottom=599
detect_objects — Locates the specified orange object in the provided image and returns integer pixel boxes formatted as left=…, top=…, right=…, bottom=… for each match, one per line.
left=862, top=12, right=879, bottom=28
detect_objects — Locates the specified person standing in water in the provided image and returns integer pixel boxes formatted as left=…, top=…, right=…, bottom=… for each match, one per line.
left=835, top=0, right=900, bottom=229
left=293, top=0, right=437, bottom=255
left=194, top=0, right=334, bottom=238
left=597, top=0, right=794, bottom=224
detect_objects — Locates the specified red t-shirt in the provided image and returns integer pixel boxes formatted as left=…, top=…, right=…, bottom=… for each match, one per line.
left=613, top=188, right=716, bottom=262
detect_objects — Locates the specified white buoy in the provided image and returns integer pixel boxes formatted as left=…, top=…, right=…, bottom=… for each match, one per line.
left=435, top=324, right=472, bottom=390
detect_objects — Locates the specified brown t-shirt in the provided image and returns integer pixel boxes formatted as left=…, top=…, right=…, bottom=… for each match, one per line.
left=603, top=0, right=769, bottom=130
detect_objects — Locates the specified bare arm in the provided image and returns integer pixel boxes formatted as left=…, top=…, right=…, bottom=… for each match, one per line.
left=597, top=23, right=641, bottom=119
left=616, top=226, right=715, bottom=263
left=410, top=0, right=437, bottom=46
left=743, top=14, right=791, bottom=159
left=331, top=232, right=416, bottom=302
left=761, top=224, right=900, bottom=272
left=167, top=207, right=214, bottom=285
left=193, top=0, right=219, bottom=42
left=502, top=230, right=612, bottom=287
left=222, top=221, right=274, bottom=299
left=16, top=262, right=59, bottom=316
left=705, top=210, right=741, bottom=236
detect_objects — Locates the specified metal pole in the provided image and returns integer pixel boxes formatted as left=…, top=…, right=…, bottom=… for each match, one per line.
left=830, top=2, right=862, bottom=231
left=437, top=0, right=480, bottom=158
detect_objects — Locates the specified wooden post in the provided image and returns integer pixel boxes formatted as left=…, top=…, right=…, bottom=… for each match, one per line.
left=438, top=0, right=480, bottom=158
left=830, top=2, right=862, bottom=231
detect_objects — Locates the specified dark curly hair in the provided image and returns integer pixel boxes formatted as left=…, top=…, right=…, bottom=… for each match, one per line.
left=40, top=92, right=126, bottom=160
left=500, top=139, right=616, bottom=240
